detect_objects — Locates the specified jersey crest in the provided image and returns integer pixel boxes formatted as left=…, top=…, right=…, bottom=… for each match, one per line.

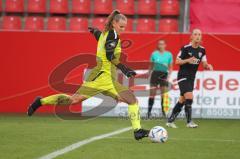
left=188, top=52, right=192, bottom=56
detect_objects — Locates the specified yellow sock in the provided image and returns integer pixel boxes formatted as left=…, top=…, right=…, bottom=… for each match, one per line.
left=128, top=103, right=141, bottom=130
left=40, top=94, right=72, bottom=106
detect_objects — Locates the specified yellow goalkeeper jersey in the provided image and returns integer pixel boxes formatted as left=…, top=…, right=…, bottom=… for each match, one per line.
left=77, top=29, right=128, bottom=99
left=95, top=29, right=121, bottom=78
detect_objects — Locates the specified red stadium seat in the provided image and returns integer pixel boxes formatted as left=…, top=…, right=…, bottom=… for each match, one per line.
left=5, top=0, right=24, bottom=13
left=72, top=0, right=91, bottom=14
left=2, top=16, right=22, bottom=30
left=49, top=0, right=68, bottom=14
left=0, top=1, right=2, bottom=11
left=160, top=0, right=180, bottom=16
left=116, top=0, right=134, bottom=15
left=27, top=0, right=46, bottom=13
left=136, top=18, right=155, bottom=32
left=69, top=17, right=88, bottom=31
left=93, top=0, right=112, bottom=15
left=137, top=0, right=157, bottom=15
left=92, top=17, right=106, bottom=31
left=125, top=18, right=133, bottom=32
left=47, top=17, right=66, bottom=31
left=25, top=16, right=44, bottom=31
left=159, top=18, right=178, bottom=32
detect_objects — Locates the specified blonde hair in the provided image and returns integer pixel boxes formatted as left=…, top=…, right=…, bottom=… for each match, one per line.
left=191, top=28, right=202, bottom=35
left=190, top=28, right=202, bottom=42
left=104, top=10, right=127, bottom=32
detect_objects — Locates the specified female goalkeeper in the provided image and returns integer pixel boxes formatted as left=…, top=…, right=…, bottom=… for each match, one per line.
left=27, top=10, right=149, bottom=140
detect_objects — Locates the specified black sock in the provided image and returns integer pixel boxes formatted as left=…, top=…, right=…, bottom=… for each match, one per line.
left=185, top=99, right=193, bottom=123
left=148, top=97, right=154, bottom=117
left=161, top=98, right=166, bottom=117
left=168, top=101, right=184, bottom=122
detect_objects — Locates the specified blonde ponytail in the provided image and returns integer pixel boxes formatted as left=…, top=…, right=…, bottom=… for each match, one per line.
left=104, top=10, right=127, bottom=32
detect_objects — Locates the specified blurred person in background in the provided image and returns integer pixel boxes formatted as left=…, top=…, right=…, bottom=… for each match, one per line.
left=166, top=29, right=213, bottom=128
left=148, top=40, right=173, bottom=119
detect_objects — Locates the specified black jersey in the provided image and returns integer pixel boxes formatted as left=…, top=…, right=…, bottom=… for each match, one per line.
left=177, top=44, right=207, bottom=79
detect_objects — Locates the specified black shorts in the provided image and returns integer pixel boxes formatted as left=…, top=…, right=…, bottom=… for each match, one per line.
left=150, top=71, right=168, bottom=87
left=178, top=77, right=195, bottom=96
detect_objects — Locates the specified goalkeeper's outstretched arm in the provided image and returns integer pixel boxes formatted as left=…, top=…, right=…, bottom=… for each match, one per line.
left=105, top=30, right=136, bottom=78
left=88, top=27, right=102, bottom=41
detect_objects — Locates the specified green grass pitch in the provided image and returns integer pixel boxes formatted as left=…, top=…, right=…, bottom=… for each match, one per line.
left=0, top=115, right=239, bottom=159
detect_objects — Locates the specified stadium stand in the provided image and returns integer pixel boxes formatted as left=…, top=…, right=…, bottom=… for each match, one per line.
left=24, top=16, right=44, bottom=31
left=0, top=0, right=182, bottom=32
left=125, top=17, right=133, bottom=32
left=5, top=0, right=24, bottom=13
left=159, top=18, right=178, bottom=32
left=116, top=0, right=134, bottom=15
left=27, top=0, right=46, bottom=13
left=49, top=0, right=68, bottom=14
left=71, top=0, right=91, bottom=14
left=137, top=0, right=157, bottom=15
left=136, top=18, right=155, bottom=32
left=0, top=1, right=2, bottom=11
left=160, top=0, right=180, bottom=16
left=69, top=17, right=88, bottom=31
left=93, top=0, right=113, bottom=15
left=92, top=17, right=106, bottom=31
left=47, top=17, right=66, bottom=31
left=2, top=16, right=22, bottom=30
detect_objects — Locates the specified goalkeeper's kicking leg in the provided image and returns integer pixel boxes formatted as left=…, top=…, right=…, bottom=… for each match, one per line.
left=118, top=90, right=149, bottom=140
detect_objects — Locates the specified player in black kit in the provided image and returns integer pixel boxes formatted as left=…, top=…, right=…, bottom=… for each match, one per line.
left=166, top=29, right=213, bottom=128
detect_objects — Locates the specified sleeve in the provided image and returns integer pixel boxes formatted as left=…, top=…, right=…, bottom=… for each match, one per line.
left=169, top=52, right=173, bottom=64
left=150, top=53, right=155, bottom=62
left=201, top=49, right=207, bottom=62
left=91, top=28, right=102, bottom=41
left=105, top=30, right=119, bottom=61
left=177, top=47, right=186, bottom=59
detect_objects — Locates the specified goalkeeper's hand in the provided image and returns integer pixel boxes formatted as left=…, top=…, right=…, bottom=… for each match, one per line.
left=88, top=27, right=98, bottom=34
left=116, top=63, right=136, bottom=78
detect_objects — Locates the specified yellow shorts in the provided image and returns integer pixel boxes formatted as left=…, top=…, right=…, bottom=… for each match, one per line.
left=76, top=71, right=128, bottom=99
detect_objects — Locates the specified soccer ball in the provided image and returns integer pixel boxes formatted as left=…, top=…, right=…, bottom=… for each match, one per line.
left=149, top=126, right=168, bottom=143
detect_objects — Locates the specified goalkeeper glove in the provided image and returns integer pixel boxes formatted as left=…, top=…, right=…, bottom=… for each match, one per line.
left=88, top=27, right=98, bottom=34
left=88, top=27, right=101, bottom=41
left=116, top=63, right=136, bottom=78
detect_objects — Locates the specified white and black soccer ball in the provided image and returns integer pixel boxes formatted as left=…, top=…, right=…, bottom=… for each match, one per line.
left=149, top=126, right=168, bottom=143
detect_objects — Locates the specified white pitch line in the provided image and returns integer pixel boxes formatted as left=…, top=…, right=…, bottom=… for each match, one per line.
left=38, top=127, right=131, bottom=159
